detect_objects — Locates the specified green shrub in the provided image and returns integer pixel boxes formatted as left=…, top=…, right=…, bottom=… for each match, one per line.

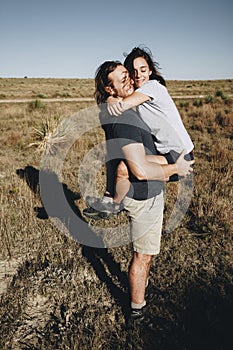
left=28, top=99, right=46, bottom=110
left=193, top=99, right=203, bottom=107
left=205, top=95, right=213, bottom=104
left=179, top=101, right=189, bottom=109
left=36, top=93, right=47, bottom=99
left=215, top=90, right=227, bottom=100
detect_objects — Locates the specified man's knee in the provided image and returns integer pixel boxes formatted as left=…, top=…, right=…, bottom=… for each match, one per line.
left=133, top=252, right=152, bottom=265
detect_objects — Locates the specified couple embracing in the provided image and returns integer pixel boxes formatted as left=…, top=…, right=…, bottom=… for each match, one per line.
left=83, top=47, right=194, bottom=326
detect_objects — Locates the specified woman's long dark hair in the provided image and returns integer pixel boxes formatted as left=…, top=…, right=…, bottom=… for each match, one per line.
left=94, top=60, right=122, bottom=105
left=124, top=46, right=166, bottom=87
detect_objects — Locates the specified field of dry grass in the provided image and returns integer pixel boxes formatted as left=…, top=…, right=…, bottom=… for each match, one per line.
left=0, top=78, right=95, bottom=100
left=0, top=79, right=232, bottom=349
left=0, top=77, right=232, bottom=100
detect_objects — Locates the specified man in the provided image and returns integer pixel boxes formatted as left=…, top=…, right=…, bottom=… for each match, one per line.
left=84, top=61, right=194, bottom=325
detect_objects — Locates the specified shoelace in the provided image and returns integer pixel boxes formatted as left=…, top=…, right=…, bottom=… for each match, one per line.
left=131, top=309, right=143, bottom=316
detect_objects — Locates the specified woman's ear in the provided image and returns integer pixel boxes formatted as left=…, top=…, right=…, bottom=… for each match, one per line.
left=149, top=70, right=152, bottom=76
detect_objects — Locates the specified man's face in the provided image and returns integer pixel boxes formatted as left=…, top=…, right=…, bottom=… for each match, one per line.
left=108, top=65, right=134, bottom=98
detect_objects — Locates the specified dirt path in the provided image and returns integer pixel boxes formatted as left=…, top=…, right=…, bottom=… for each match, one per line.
left=0, top=97, right=95, bottom=104
left=0, top=258, right=23, bottom=296
left=0, top=95, right=225, bottom=104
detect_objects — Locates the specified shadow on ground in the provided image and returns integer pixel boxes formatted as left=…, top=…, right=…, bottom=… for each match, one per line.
left=16, top=166, right=130, bottom=318
left=127, top=276, right=233, bottom=350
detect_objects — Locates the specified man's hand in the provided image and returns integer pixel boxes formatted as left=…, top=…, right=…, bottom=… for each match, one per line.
left=107, top=96, right=124, bottom=116
left=175, top=150, right=195, bottom=177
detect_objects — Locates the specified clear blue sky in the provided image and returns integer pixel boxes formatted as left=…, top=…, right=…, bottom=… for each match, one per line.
left=1, top=0, right=232, bottom=80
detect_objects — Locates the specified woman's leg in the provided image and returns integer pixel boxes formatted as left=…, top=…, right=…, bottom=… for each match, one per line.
left=114, top=161, right=130, bottom=204
left=114, top=155, right=167, bottom=204
left=105, top=158, right=120, bottom=198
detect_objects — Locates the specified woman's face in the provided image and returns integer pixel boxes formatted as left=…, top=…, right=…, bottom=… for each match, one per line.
left=133, top=57, right=152, bottom=88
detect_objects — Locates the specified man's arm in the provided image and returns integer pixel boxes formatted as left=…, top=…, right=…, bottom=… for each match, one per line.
left=122, top=143, right=194, bottom=181
left=146, top=154, right=168, bottom=165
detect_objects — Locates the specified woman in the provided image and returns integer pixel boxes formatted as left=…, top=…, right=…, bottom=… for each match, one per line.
left=84, top=47, right=194, bottom=219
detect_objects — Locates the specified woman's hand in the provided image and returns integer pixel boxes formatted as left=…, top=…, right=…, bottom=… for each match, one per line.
left=175, top=150, right=195, bottom=177
left=107, top=96, right=124, bottom=116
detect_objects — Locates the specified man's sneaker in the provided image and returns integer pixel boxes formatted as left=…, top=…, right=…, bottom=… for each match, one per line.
left=130, top=308, right=146, bottom=323
left=127, top=304, right=151, bottom=328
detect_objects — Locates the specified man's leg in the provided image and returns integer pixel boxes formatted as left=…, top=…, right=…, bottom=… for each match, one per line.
left=129, top=252, right=152, bottom=305
left=123, top=193, right=164, bottom=324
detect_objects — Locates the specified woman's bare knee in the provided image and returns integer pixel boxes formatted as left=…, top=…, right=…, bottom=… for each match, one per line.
left=117, top=161, right=129, bottom=179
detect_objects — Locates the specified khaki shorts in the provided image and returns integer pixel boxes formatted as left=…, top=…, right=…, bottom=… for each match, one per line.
left=123, top=191, right=164, bottom=255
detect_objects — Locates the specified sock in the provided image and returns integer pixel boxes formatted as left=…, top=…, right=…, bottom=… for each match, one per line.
left=113, top=203, right=120, bottom=209
left=131, top=300, right=146, bottom=310
left=102, top=195, right=113, bottom=204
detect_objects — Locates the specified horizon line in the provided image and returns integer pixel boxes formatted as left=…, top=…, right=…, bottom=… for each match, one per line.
left=0, top=76, right=232, bottom=81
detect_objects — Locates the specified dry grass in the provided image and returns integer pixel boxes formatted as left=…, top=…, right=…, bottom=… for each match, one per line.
left=0, top=80, right=232, bottom=350
left=1, top=78, right=232, bottom=101
left=0, top=78, right=95, bottom=100
left=167, top=79, right=233, bottom=97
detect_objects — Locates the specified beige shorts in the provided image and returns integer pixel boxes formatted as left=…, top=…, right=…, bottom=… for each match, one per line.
left=123, top=191, right=164, bottom=255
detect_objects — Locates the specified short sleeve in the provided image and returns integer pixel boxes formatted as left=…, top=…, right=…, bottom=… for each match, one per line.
left=136, top=80, right=166, bottom=102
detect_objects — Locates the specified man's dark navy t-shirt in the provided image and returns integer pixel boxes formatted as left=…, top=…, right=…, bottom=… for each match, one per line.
left=99, top=107, right=164, bottom=200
